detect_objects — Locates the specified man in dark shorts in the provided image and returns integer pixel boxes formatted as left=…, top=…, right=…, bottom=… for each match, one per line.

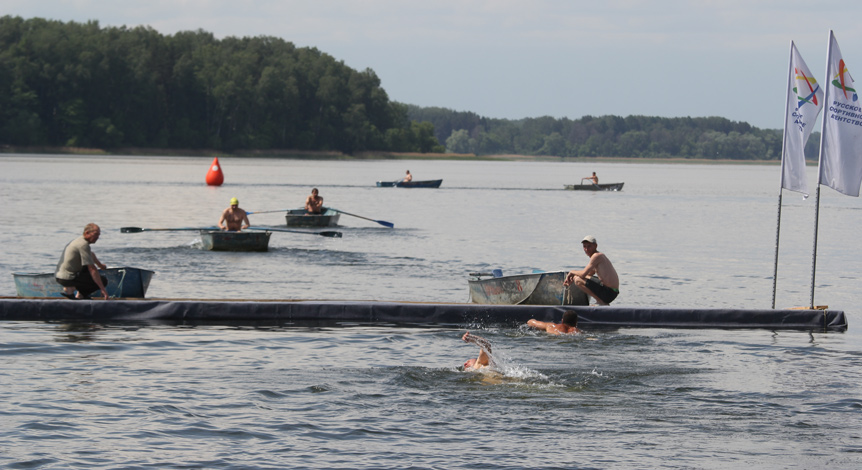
left=55, top=223, right=109, bottom=300
left=564, top=235, right=620, bottom=305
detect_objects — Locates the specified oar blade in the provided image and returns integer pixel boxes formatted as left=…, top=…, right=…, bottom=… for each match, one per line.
left=120, top=226, right=217, bottom=233
left=330, top=208, right=394, bottom=228
left=248, top=226, right=343, bottom=238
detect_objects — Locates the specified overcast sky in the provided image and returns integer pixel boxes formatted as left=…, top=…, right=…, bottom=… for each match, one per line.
left=5, top=0, right=861, bottom=129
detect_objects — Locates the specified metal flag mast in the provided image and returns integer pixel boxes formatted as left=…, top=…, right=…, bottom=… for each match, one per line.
left=810, top=30, right=835, bottom=310
left=772, top=41, right=796, bottom=309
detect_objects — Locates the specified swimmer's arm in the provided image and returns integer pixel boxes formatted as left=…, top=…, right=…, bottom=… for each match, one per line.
left=462, top=332, right=492, bottom=353
left=527, top=319, right=562, bottom=335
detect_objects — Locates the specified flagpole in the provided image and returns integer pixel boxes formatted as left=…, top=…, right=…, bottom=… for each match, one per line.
left=810, top=185, right=821, bottom=308
left=772, top=41, right=796, bottom=309
left=772, top=191, right=783, bottom=309
left=810, top=31, right=835, bottom=309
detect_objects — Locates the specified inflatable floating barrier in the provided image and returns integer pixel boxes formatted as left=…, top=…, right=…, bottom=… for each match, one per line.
left=0, top=298, right=848, bottom=331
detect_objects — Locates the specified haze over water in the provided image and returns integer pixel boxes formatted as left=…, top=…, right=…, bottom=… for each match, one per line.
left=1, top=155, right=860, bottom=469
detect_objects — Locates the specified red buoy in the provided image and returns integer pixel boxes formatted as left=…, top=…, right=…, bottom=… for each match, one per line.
left=206, top=157, right=224, bottom=186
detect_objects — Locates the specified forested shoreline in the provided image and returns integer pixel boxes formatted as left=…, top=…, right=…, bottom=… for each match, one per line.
left=0, top=16, right=442, bottom=154
left=1, top=16, right=813, bottom=161
left=407, top=106, right=820, bottom=161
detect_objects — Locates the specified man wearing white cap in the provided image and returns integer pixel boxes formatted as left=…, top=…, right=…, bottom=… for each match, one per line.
left=564, top=235, right=620, bottom=305
left=219, top=197, right=250, bottom=231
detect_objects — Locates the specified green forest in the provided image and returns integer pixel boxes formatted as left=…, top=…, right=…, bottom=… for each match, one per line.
left=0, top=16, right=442, bottom=153
left=407, top=106, right=820, bottom=161
left=1, top=15, right=814, bottom=160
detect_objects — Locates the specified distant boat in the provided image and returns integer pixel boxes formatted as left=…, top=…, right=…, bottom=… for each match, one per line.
left=199, top=230, right=271, bottom=252
left=376, top=179, right=443, bottom=188
left=12, top=267, right=155, bottom=298
left=468, top=270, right=588, bottom=306
left=285, top=208, right=340, bottom=227
left=564, top=182, right=624, bottom=191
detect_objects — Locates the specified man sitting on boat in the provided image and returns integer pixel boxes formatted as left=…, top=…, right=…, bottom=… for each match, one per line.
left=305, top=188, right=324, bottom=214
left=54, top=223, right=109, bottom=300
left=581, top=172, right=599, bottom=185
left=564, top=235, right=620, bottom=306
left=219, top=197, right=250, bottom=231
left=403, top=170, right=413, bottom=183
left=527, top=311, right=581, bottom=335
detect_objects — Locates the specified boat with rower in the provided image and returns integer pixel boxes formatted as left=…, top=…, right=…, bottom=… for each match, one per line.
left=564, top=182, right=624, bottom=191
left=12, top=266, right=155, bottom=299
left=284, top=208, right=340, bottom=227
left=376, top=179, right=443, bottom=188
left=199, top=230, right=271, bottom=252
left=120, top=226, right=342, bottom=251
left=468, top=270, right=589, bottom=306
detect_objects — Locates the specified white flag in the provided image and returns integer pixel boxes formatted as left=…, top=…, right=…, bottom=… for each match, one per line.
left=818, top=31, right=862, bottom=197
left=781, top=42, right=823, bottom=197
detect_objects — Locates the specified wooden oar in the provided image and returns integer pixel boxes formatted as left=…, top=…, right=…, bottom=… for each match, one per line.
left=247, top=226, right=342, bottom=238
left=121, top=226, right=218, bottom=233
left=330, top=208, right=394, bottom=228
left=246, top=209, right=289, bottom=215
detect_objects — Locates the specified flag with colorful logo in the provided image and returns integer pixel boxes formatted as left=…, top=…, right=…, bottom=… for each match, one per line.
left=818, top=31, right=862, bottom=197
left=781, top=42, right=823, bottom=197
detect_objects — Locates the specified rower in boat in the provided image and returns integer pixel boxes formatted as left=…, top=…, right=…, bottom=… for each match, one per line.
left=219, top=197, right=250, bottom=231
left=581, top=172, right=599, bottom=186
left=305, top=188, right=324, bottom=214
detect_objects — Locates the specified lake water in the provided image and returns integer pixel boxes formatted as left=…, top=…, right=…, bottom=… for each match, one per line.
left=1, top=155, right=860, bottom=469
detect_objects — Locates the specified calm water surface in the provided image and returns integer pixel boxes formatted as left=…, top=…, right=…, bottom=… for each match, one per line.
left=1, top=155, right=861, bottom=469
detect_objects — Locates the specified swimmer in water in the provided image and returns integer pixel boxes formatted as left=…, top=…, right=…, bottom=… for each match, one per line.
left=461, top=332, right=493, bottom=370
left=526, top=311, right=581, bottom=335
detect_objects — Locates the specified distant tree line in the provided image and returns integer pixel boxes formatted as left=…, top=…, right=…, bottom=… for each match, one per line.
left=1, top=16, right=816, bottom=160
left=0, top=16, right=443, bottom=153
left=407, top=105, right=821, bottom=161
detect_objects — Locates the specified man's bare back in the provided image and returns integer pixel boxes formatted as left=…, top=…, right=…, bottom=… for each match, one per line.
left=565, top=236, right=620, bottom=305
left=583, top=252, right=619, bottom=289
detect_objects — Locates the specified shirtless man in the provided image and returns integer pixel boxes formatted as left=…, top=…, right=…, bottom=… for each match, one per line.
left=219, top=197, right=250, bottom=231
left=305, top=188, right=324, bottom=214
left=527, top=311, right=581, bottom=335
left=582, top=172, right=599, bottom=185
left=564, top=235, right=620, bottom=305
left=403, top=170, right=413, bottom=183
left=461, top=332, right=493, bottom=370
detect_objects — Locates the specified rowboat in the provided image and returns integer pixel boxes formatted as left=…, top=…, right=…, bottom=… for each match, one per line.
left=564, top=182, right=624, bottom=191
left=199, top=230, right=271, bottom=251
left=468, top=270, right=589, bottom=306
left=12, top=266, right=155, bottom=298
left=285, top=208, right=341, bottom=227
left=376, top=179, right=443, bottom=188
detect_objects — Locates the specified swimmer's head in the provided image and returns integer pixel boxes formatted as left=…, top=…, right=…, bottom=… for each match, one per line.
left=463, top=358, right=477, bottom=369
left=562, top=311, right=578, bottom=327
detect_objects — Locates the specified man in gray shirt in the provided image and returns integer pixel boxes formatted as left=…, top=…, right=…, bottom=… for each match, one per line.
left=55, top=223, right=108, bottom=300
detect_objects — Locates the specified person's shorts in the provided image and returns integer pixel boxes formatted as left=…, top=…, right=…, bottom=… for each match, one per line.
left=56, top=268, right=107, bottom=297
left=585, top=277, right=619, bottom=304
